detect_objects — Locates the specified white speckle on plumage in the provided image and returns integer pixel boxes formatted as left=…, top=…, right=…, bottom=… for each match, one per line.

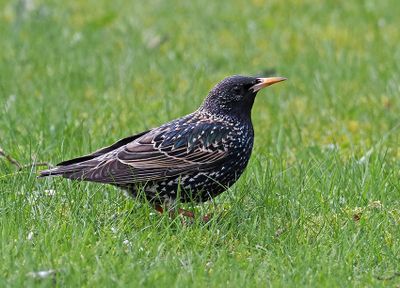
left=146, top=184, right=159, bottom=193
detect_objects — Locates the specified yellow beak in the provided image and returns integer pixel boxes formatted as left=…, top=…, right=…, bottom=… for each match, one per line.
left=250, top=77, right=287, bottom=92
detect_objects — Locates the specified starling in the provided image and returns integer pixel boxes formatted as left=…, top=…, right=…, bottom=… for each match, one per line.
left=40, top=75, right=286, bottom=218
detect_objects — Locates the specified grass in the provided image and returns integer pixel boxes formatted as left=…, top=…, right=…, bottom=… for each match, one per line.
left=1, top=0, right=399, bottom=287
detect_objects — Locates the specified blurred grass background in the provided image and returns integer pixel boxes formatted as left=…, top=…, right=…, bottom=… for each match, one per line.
left=0, top=0, right=399, bottom=287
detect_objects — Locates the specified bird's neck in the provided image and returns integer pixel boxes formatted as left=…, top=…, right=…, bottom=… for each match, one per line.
left=198, top=106, right=253, bottom=126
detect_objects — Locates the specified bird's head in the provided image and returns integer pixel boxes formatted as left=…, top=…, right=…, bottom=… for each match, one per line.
left=201, top=75, right=286, bottom=118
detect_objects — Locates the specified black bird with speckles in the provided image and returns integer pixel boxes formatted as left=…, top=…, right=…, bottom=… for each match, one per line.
left=40, top=75, right=286, bottom=215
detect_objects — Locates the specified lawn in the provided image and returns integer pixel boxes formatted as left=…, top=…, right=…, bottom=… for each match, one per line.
left=1, top=0, right=399, bottom=287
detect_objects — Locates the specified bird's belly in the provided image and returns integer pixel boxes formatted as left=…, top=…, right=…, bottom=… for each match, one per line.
left=124, top=151, right=251, bottom=204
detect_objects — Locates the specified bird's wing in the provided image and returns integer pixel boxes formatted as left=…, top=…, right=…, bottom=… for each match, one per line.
left=56, top=130, right=151, bottom=166
left=79, top=121, right=231, bottom=184
left=39, top=130, right=150, bottom=177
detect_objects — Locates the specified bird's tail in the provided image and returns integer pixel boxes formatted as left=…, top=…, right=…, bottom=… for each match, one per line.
left=39, top=167, right=59, bottom=177
left=39, top=166, right=78, bottom=178
left=38, top=161, right=97, bottom=179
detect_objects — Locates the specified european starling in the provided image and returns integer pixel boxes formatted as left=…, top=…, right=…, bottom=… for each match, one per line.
left=40, top=75, right=286, bottom=218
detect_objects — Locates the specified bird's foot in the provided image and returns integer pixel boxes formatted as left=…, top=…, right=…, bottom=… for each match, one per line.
left=154, top=205, right=211, bottom=224
left=202, top=213, right=212, bottom=223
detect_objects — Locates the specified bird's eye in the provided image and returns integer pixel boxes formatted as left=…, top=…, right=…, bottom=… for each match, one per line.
left=233, top=86, right=240, bottom=94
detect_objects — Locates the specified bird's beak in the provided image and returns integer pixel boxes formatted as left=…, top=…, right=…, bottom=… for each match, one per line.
left=250, top=77, right=287, bottom=92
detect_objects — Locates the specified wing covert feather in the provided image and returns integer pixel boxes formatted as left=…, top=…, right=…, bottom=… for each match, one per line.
left=87, top=120, right=232, bottom=184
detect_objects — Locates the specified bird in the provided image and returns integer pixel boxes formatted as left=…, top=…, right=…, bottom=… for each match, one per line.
left=40, top=75, right=286, bottom=220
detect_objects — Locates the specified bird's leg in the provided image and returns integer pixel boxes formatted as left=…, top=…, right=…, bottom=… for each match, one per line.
left=154, top=204, right=211, bottom=223
left=177, top=208, right=195, bottom=218
left=154, top=204, right=175, bottom=217
left=202, top=214, right=212, bottom=223
left=154, top=204, right=164, bottom=214
left=174, top=208, right=195, bottom=225
left=153, top=204, right=194, bottom=219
